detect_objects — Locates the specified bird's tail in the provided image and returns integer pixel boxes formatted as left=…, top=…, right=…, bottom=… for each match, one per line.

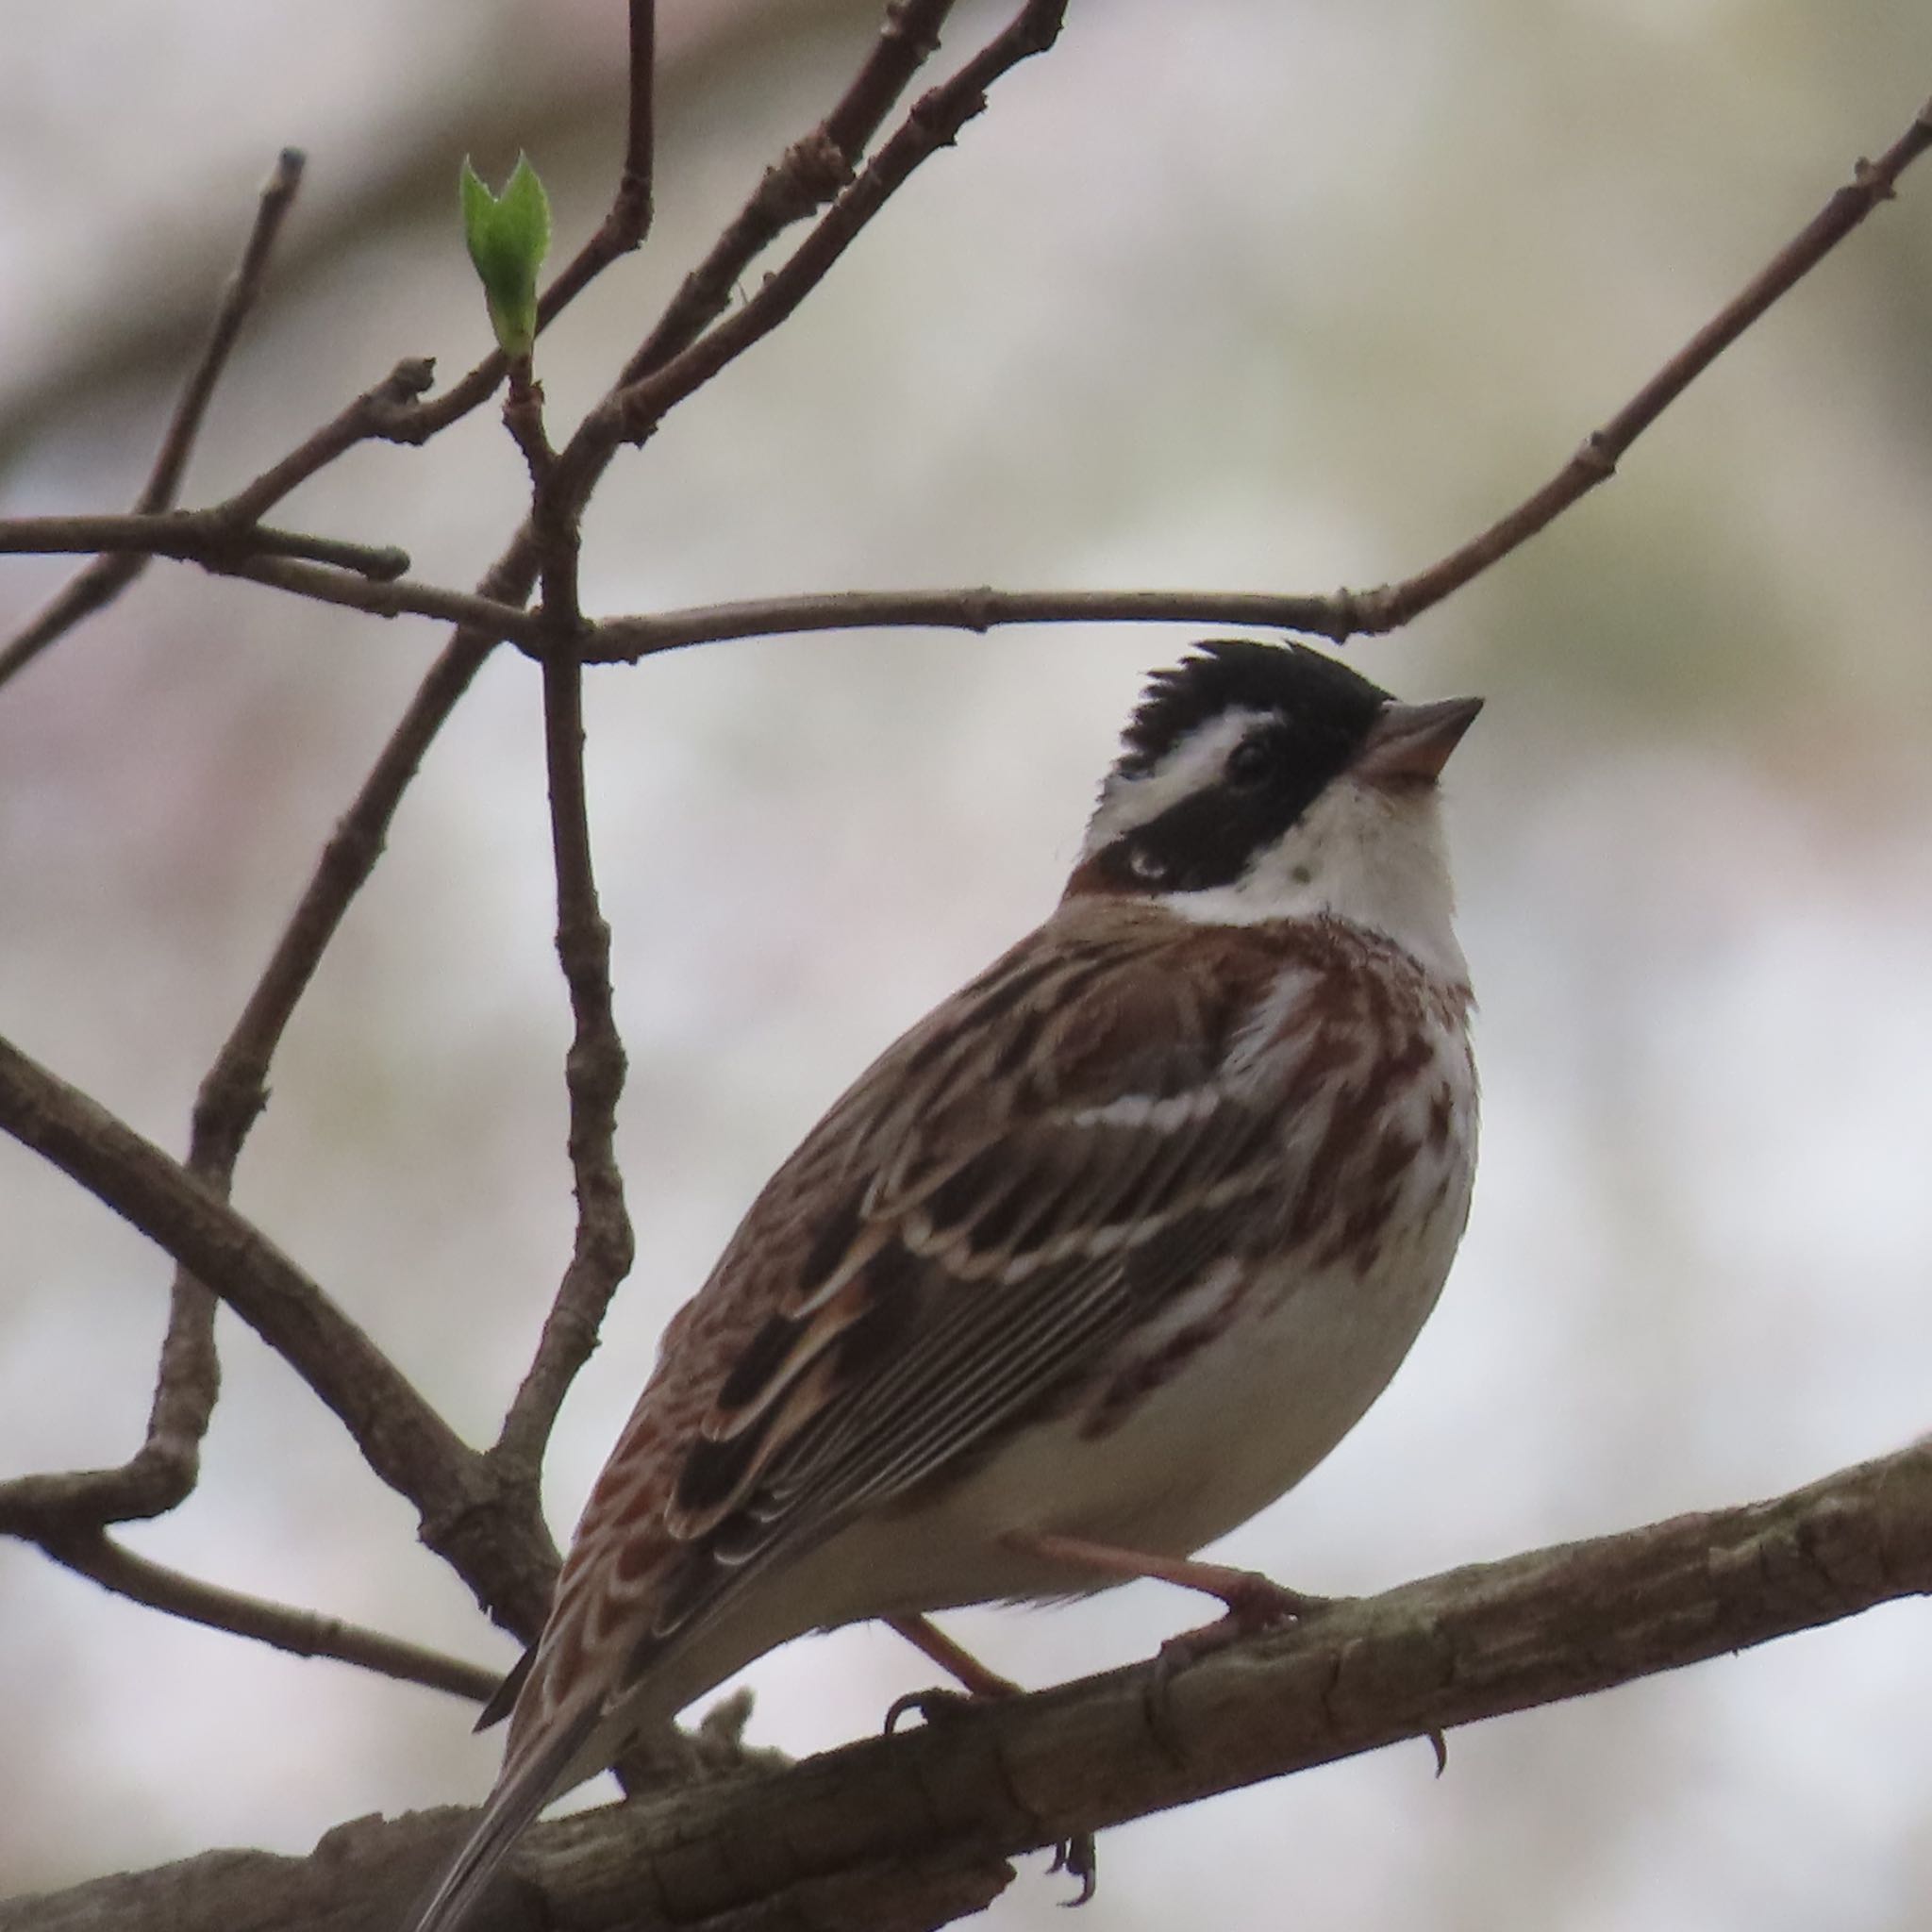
left=407, top=1702, right=600, bottom=1932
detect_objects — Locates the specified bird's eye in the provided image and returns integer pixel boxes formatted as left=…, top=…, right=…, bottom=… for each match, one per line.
left=1224, top=735, right=1277, bottom=791
left=1126, top=845, right=1166, bottom=883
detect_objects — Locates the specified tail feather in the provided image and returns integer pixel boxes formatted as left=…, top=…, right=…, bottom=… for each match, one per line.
left=408, top=1704, right=600, bottom=1932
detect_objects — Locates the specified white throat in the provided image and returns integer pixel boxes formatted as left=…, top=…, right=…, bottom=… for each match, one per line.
left=1158, top=774, right=1469, bottom=985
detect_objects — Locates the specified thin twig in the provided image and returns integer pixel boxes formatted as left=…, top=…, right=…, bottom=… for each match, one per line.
left=0, top=512, right=408, bottom=580
left=145, top=150, right=308, bottom=509
left=391, top=1, right=660, bottom=445
left=567, top=91, right=1932, bottom=662
left=222, top=554, right=544, bottom=641
left=217, top=356, right=438, bottom=525
left=0, top=150, right=313, bottom=1527
left=621, top=0, right=962, bottom=386
left=557, top=0, right=1066, bottom=505
left=485, top=282, right=637, bottom=1484
left=618, top=0, right=657, bottom=238
left=492, top=646, right=636, bottom=1484
left=1353, top=92, right=1932, bottom=632
left=40, top=1528, right=501, bottom=1704
left=0, top=149, right=306, bottom=690
left=581, top=586, right=1365, bottom=660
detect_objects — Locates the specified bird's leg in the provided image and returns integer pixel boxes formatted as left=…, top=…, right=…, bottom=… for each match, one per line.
left=1003, top=1526, right=1335, bottom=1623
left=1004, top=1527, right=1342, bottom=1774
left=884, top=1612, right=1024, bottom=1701
left=1002, top=1527, right=1339, bottom=1666
left=881, top=1612, right=1023, bottom=1733
left=881, top=1612, right=1099, bottom=1904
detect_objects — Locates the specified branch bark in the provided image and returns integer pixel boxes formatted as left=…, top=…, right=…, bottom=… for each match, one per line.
left=11, top=1437, right=1928, bottom=1932
left=0, top=1027, right=556, bottom=1640
left=0, top=148, right=307, bottom=685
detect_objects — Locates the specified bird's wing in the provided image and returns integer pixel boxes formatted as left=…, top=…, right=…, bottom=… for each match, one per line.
left=611, top=910, right=1376, bottom=1651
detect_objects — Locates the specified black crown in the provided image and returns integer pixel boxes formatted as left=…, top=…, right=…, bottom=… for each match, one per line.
left=1117, top=640, right=1391, bottom=778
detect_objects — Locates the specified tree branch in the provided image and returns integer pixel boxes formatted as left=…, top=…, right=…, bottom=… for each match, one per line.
left=36, top=1528, right=499, bottom=1704
left=489, top=644, right=636, bottom=1486
left=1353, top=91, right=1932, bottom=632
left=551, top=0, right=1067, bottom=511
left=11, top=1438, right=1929, bottom=1932
left=205, top=356, right=439, bottom=526
left=0, top=149, right=307, bottom=688
left=29, top=86, right=1916, bottom=684
left=485, top=373, right=637, bottom=1488
left=388, top=0, right=659, bottom=445
left=573, top=89, right=1932, bottom=662
left=0, top=512, right=409, bottom=580
left=0, top=1027, right=558, bottom=1640
left=579, top=584, right=1371, bottom=660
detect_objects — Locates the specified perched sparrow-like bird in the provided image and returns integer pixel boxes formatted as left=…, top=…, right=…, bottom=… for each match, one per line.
left=413, top=640, right=1480, bottom=1932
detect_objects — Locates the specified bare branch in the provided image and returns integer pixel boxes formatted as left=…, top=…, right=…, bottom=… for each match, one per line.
left=0, top=512, right=409, bottom=580
left=392, top=2, right=660, bottom=445
left=0, top=1026, right=558, bottom=1640
left=38, top=1529, right=500, bottom=1704
left=219, top=553, right=544, bottom=641
left=146, top=150, right=309, bottom=513
left=620, top=0, right=963, bottom=386
left=576, top=91, right=1932, bottom=662
left=491, top=652, right=636, bottom=1487
left=1353, top=92, right=1932, bottom=632
left=553, top=0, right=1066, bottom=508
left=0, top=149, right=306, bottom=688
left=11, top=1439, right=1931, bottom=1932
left=581, top=585, right=1364, bottom=660
left=0, top=1272, right=222, bottom=1532
left=215, top=355, right=438, bottom=525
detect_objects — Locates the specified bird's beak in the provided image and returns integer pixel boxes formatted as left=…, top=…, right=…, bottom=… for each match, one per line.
left=1354, top=694, right=1483, bottom=785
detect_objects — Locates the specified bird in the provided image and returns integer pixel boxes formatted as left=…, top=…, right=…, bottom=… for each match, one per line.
left=410, top=638, right=1481, bottom=1932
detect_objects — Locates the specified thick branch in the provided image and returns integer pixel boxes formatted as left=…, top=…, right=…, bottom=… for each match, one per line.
left=11, top=1439, right=1929, bottom=1932
left=0, top=1028, right=556, bottom=1637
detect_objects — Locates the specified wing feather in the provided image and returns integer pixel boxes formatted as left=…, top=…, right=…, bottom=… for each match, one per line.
left=531, top=906, right=1405, bottom=1721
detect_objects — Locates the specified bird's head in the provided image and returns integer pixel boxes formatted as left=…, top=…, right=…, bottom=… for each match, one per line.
left=1067, top=639, right=1481, bottom=981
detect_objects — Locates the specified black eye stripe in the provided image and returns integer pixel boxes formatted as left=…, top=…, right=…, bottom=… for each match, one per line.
left=1104, top=779, right=1316, bottom=893
left=1097, top=708, right=1373, bottom=895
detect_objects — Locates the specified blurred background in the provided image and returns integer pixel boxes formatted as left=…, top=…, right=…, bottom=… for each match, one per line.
left=4, top=1, right=1932, bottom=1925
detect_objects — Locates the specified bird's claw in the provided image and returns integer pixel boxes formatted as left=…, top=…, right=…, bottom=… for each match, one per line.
left=1141, top=1578, right=1347, bottom=1759
left=1049, top=1830, right=1099, bottom=1906
left=883, top=1684, right=978, bottom=1735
